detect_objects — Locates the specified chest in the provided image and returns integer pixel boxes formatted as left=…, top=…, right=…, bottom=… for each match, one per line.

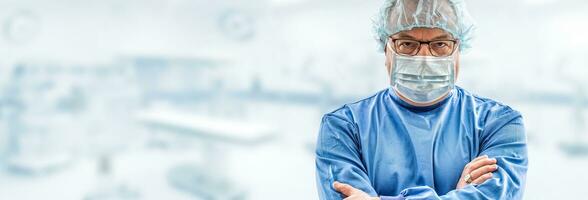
left=357, top=110, right=481, bottom=195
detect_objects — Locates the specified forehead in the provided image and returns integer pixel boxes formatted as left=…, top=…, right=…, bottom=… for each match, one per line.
left=391, top=28, right=454, bottom=40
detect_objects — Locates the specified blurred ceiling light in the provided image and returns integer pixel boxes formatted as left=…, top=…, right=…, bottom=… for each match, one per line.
left=3, top=10, right=41, bottom=44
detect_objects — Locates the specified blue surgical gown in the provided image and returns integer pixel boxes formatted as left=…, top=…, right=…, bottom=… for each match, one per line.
left=315, top=86, right=528, bottom=200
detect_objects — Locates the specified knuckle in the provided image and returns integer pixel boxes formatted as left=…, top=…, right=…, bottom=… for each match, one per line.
left=470, top=163, right=480, bottom=170
left=472, top=171, right=482, bottom=179
left=471, top=161, right=481, bottom=167
left=472, top=170, right=484, bottom=178
left=464, top=164, right=471, bottom=171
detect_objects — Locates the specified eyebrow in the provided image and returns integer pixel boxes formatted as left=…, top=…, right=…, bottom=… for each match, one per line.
left=431, top=34, right=454, bottom=40
left=392, top=33, right=455, bottom=41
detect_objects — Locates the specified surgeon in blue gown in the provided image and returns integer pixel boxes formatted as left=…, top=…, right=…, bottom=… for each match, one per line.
left=314, top=0, right=528, bottom=200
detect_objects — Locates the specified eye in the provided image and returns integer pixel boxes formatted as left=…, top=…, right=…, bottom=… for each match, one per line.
left=399, top=41, right=418, bottom=48
left=399, top=42, right=411, bottom=47
left=432, top=42, right=447, bottom=48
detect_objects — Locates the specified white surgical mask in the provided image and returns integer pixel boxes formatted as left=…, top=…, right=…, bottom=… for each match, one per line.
left=390, top=53, right=456, bottom=104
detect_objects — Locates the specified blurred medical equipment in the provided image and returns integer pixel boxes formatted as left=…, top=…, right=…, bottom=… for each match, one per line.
left=167, top=163, right=245, bottom=200
left=84, top=156, right=141, bottom=200
left=0, top=64, right=75, bottom=176
left=559, top=84, right=588, bottom=157
left=137, top=105, right=275, bottom=199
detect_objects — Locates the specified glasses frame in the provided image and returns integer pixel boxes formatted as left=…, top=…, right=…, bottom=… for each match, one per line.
left=388, top=37, right=459, bottom=57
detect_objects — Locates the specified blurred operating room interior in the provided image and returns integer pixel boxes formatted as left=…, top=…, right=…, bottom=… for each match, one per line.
left=0, top=0, right=587, bottom=199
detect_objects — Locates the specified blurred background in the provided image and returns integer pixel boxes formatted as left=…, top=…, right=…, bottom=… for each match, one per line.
left=0, top=0, right=586, bottom=199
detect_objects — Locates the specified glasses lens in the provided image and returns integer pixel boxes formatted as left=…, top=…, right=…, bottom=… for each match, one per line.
left=394, top=40, right=420, bottom=55
left=430, top=41, right=455, bottom=56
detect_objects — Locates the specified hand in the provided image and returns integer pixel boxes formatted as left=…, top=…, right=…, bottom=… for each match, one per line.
left=456, top=155, right=498, bottom=189
left=333, top=181, right=380, bottom=200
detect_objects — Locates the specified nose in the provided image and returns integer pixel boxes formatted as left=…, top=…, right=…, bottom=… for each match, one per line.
left=416, top=43, right=433, bottom=56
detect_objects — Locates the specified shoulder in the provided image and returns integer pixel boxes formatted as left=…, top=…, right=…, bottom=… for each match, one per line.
left=317, top=89, right=388, bottom=150
left=322, top=88, right=389, bottom=123
left=456, top=86, right=524, bottom=132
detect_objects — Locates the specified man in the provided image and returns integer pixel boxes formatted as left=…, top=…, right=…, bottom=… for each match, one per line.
left=315, top=0, right=528, bottom=199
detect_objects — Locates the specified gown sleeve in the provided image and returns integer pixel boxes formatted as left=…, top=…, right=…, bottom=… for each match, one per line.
left=315, top=108, right=379, bottom=200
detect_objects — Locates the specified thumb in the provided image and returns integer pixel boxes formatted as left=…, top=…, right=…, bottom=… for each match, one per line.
left=333, top=181, right=357, bottom=197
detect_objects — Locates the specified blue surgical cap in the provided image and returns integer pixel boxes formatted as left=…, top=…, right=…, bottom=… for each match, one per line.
left=373, top=0, right=476, bottom=52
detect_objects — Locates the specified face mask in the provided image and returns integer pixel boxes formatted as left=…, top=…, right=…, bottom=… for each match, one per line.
left=390, top=53, right=456, bottom=104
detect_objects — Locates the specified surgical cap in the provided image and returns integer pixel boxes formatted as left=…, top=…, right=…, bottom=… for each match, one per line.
left=373, top=0, right=476, bottom=52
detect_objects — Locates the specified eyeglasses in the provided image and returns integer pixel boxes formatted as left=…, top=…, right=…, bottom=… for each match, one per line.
left=388, top=38, right=458, bottom=57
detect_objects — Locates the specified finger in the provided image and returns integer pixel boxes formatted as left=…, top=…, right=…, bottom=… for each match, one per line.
left=472, top=155, right=488, bottom=162
left=333, top=182, right=356, bottom=197
left=464, top=157, right=497, bottom=174
left=469, top=164, right=498, bottom=180
left=471, top=172, right=493, bottom=184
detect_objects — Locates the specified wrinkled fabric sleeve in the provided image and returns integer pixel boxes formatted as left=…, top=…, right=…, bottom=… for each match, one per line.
left=315, top=111, right=379, bottom=200
left=381, top=112, right=528, bottom=200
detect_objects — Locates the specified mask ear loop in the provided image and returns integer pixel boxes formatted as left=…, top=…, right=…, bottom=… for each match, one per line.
left=386, top=38, right=395, bottom=54
left=450, top=40, right=461, bottom=57
left=387, top=38, right=401, bottom=97
left=442, top=41, right=459, bottom=104
left=451, top=40, right=460, bottom=81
